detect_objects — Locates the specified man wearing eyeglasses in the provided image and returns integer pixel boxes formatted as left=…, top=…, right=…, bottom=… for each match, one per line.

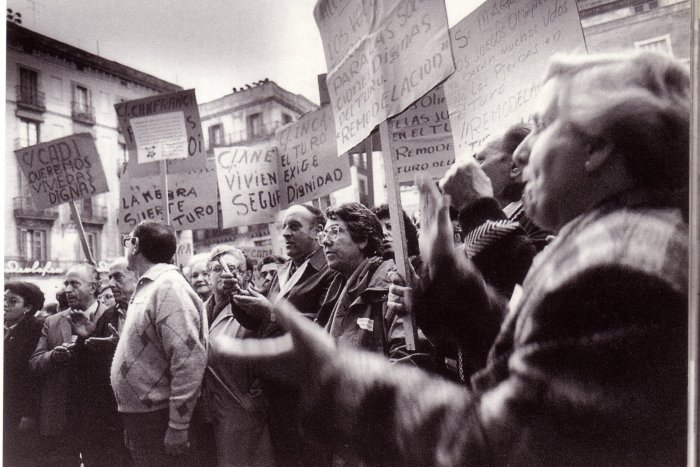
left=111, top=220, right=207, bottom=466
left=199, top=245, right=274, bottom=466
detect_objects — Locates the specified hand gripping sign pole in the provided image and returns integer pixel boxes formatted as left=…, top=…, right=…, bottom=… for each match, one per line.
left=379, top=121, right=418, bottom=351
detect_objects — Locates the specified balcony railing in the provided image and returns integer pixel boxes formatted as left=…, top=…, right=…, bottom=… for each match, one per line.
left=71, top=101, right=95, bottom=125
left=13, top=196, right=59, bottom=221
left=16, top=85, right=46, bottom=112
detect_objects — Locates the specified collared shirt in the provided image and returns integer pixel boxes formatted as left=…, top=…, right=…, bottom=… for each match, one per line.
left=267, top=248, right=339, bottom=326
left=116, top=304, right=127, bottom=333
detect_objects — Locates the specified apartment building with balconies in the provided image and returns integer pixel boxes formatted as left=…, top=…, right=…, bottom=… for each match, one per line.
left=5, top=21, right=181, bottom=292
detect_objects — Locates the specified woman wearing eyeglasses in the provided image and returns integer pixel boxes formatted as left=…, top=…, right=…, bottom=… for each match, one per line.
left=201, top=245, right=274, bottom=467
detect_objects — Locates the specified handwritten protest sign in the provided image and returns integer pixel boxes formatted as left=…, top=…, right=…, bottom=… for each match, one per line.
left=239, top=246, right=277, bottom=262
left=115, top=89, right=205, bottom=176
left=444, top=0, right=586, bottom=159
left=276, top=106, right=351, bottom=208
left=214, top=143, right=280, bottom=228
left=15, top=133, right=109, bottom=210
left=390, top=84, right=454, bottom=182
left=118, top=161, right=218, bottom=233
left=314, top=0, right=455, bottom=155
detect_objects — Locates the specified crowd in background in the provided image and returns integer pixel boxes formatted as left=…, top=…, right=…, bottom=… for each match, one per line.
left=4, top=49, right=690, bottom=466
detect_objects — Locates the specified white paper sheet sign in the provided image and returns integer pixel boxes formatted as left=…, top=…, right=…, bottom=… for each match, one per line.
left=131, top=111, right=189, bottom=163
left=114, top=89, right=205, bottom=177
left=314, top=0, right=456, bottom=155
left=443, top=0, right=586, bottom=160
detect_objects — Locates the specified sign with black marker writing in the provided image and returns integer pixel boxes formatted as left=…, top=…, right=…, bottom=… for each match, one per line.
left=118, top=161, right=218, bottom=232
left=314, top=0, right=455, bottom=155
left=444, top=0, right=586, bottom=158
left=390, top=84, right=454, bottom=182
left=14, top=133, right=109, bottom=209
left=276, top=106, right=351, bottom=208
left=214, top=143, right=281, bottom=228
left=115, top=89, right=205, bottom=176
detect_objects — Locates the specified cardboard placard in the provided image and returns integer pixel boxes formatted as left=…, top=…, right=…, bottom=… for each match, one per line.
left=14, top=133, right=109, bottom=209
left=214, top=143, right=281, bottom=228
left=276, top=106, right=351, bottom=208
left=444, top=0, right=586, bottom=158
left=118, top=161, right=219, bottom=233
left=390, top=84, right=455, bottom=182
left=115, top=89, right=206, bottom=176
left=314, top=0, right=455, bottom=154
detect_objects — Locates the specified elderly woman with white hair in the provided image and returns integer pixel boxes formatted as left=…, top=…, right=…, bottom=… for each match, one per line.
left=214, top=50, right=690, bottom=466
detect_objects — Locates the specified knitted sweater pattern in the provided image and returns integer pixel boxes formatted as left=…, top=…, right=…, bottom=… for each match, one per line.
left=110, top=263, right=207, bottom=429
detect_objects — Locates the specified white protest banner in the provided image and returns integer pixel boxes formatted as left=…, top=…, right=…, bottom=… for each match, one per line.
left=390, top=84, right=454, bottom=182
left=444, top=0, right=586, bottom=159
left=118, top=161, right=219, bottom=233
left=314, top=0, right=455, bottom=155
left=214, top=143, right=281, bottom=228
left=115, top=89, right=205, bottom=176
left=276, top=106, right=351, bottom=208
left=14, top=133, right=109, bottom=210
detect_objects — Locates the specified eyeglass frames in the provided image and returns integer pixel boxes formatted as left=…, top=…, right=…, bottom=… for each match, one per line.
left=317, top=225, right=343, bottom=245
left=121, top=234, right=135, bottom=247
left=208, top=264, right=246, bottom=275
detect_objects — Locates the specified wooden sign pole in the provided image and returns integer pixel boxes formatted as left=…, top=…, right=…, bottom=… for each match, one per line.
left=378, top=121, right=418, bottom=350
left=687, top=2, right=699, bottom=463
left=161, top=160, right=178, bottom=265
left=160, top=160, right=171, bottom=225
left=69, top=200, right=96, bottom=266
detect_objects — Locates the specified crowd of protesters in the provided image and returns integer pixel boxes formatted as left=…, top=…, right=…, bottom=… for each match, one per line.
left=3, top=50, right=690, bottom=466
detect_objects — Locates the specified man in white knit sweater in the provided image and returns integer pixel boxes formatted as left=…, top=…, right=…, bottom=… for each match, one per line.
left=110, top=220, right=207, bottom=466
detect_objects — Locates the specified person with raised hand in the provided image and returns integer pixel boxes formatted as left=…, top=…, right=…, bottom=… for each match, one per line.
left=31, top=262, right=131, bottom=466
left=202, top=245, right=274, bottom=466
left=213, top=50, right=689, bottom=466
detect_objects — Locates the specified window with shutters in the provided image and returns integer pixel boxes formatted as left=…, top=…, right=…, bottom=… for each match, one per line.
left=72, top=83, right=95, bottom=124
